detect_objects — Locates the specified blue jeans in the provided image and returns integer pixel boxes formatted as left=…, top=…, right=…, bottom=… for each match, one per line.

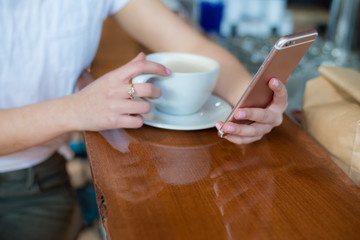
left=0, top=153, right=82, bottom=240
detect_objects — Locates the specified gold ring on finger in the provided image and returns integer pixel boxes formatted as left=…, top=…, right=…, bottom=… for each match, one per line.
left=128, top=84, right=135, bottom=99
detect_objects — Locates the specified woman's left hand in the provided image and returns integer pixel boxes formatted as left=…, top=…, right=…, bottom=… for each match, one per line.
left=215, top=78, right=288, bottom=145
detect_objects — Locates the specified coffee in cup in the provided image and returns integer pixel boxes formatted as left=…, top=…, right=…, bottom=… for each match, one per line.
left=132, top=52, right=220, bottom=115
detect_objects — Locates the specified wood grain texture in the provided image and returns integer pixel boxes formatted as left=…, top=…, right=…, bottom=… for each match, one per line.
left=82, top=18, right=360, bottom=240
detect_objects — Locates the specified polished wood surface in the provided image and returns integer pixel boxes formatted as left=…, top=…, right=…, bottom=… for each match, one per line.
left=83, top=18, right=360, bottom=240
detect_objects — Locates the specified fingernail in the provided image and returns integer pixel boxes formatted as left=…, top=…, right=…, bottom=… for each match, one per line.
left=238, top=110, right=246, bottom=119
left=216, top=122, right=221, bottom=129
left=166, top=68, right=172, bottom=75
left=272, top=78, right=279, bottom=87
left=227, top=125, right=235, bottom=133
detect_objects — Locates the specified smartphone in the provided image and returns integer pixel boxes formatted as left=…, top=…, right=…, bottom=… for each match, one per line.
left=218, top=29, right=318, bottom=137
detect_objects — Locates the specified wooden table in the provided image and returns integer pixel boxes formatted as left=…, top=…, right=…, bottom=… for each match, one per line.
left=83, top=18, right=360, bottom=240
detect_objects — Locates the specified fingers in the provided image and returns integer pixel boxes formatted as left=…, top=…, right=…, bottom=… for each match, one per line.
left=268, top=78, right=288, bottom=111
left=121, top=83, right=162, bottom=99
left=96, top=100, right=151, bottom=129
left=128, top=52, right=146, bottom=64
left=216, top=121, right=272, bottom=139
left=226, top=77, right=287, bottom=125
left=112, top=54, right=172, bottom=83
left=233, top=108, right=282, bottom=126
left=117, top=114, right=144, bottom=129
left=121, top=99, right=152, bottom=114
left=215, top=78, right=288, bottom=145
left=224, top=134, right=263, bottom=145
left=77, top=53, right=173, bottom=131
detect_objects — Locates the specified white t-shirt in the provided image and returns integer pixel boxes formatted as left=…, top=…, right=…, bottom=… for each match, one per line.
left=0, top=0, right=129, bottom=172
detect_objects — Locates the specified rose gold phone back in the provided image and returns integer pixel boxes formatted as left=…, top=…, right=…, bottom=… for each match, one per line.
left=220, top=30, right=317, bottom=131
left=241, top=32, right=317, bottom=109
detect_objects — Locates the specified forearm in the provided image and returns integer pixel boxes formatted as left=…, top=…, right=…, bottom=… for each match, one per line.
left=0, top=95, right=77, bottom=155
left=0, top=53, right=172, bottom=156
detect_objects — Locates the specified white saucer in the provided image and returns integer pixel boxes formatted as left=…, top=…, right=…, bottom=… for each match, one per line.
left=142, top=95, right=232, bottom=130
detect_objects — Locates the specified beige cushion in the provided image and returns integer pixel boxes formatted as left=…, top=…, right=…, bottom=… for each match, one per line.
left=302, top=66, right=360, bottom=186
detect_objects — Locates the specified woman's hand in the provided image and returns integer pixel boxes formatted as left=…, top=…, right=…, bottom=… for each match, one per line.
left=70, top=52, right=171, bottom=131
left=215, top=78, right=288, bottom=144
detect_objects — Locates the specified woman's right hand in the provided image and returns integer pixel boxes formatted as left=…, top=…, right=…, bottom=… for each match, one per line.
left=70, top=52, right=171, bottom=131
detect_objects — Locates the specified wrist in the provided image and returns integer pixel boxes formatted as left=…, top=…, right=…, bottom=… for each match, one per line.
left=56, top=94, right=83, bottom=132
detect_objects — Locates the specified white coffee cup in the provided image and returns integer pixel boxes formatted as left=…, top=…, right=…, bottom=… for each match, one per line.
left=132, top=52, right=220, bottom=115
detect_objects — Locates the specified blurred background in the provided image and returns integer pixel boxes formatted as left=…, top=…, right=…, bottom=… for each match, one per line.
left=73, top=1, right=360, bottom=239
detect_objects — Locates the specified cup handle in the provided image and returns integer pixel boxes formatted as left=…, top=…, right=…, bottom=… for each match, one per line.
left=132, top=74, right=166, bottom=104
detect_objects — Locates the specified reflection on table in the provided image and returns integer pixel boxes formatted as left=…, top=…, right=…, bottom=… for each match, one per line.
left=84, top=117, right=360, bottom=240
